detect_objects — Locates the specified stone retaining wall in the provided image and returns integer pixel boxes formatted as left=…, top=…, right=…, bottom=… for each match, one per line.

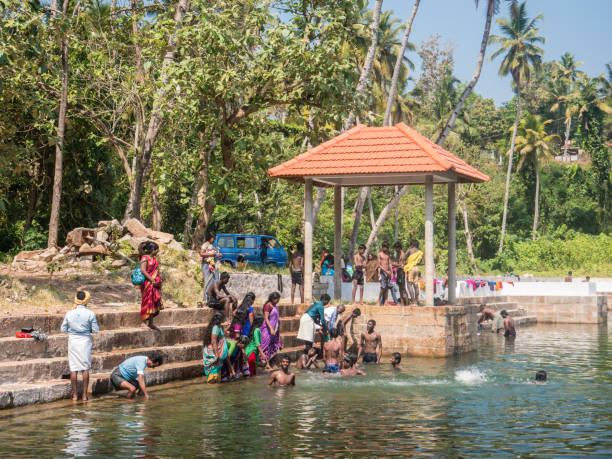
left=511, top=295, right=608, bottom=324
left=225, top=273, right=327, bottom=304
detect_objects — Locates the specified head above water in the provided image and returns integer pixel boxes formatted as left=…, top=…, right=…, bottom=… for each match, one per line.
left=320, top=294, right=331, bottom=305
left=391, top=352, right=401, bottom=365
left=535, top=370, right=547, bottom=382
left=307, top=347, right=317, bottom=357
left=329, top=327, right=339, bottom=339
left=280, top=356, right=290, bottom=370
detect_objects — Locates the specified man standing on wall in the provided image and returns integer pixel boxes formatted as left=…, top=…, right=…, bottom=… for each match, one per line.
left=377, top=242, right=392, bottom=306
left=404, top=240, right=423, bottom=306
left=291, top=242, right=305, bottom=304
left=352, top=244, right=366, bottom=304
left=200, top=233, right=221, bottom=304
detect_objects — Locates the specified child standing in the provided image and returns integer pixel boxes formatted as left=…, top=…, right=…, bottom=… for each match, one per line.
left=244, top=315, right=266, bottom=376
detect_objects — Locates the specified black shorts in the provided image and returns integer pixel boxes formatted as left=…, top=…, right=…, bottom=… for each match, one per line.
left=363, top=353, right=378, bottom=363
left=396, top=268, right=406, bottom=289
left=207, top=297, right=223, bottom=310
left=110, top=367, right=139, bottom=391
left=352, top=268, right=364, bottom=285
left=292, top=271, right=303, bottom=285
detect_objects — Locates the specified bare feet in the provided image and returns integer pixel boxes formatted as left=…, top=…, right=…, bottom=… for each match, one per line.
left=148, top=323, right=160, bottom=331
left=72, top=396, right=78, bottom=402
left=140, top=323, right=150, bottom=329
left=82, top=396, right=88, bottom=402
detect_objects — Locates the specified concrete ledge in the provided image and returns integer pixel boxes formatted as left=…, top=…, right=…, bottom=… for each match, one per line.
left=510, top=295, right=608, bottom=323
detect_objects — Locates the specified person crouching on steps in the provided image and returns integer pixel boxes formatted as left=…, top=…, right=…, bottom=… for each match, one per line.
left=61, top=290, right=99, bottom=402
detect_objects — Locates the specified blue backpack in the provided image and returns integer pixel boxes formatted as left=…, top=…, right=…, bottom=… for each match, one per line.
left=131, top=261, right=145, bottom=286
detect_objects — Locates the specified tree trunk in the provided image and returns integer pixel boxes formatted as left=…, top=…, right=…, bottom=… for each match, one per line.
left=312, top=186, right=326, bottom=226
left=383, top=0, right=420, bottom=126
left=364, top=185, right=410, bottom=254
left=48, top=0, right=71, bottom=248
left=563, top=116, right=572, bottom=155
left=348, top=187, right=368, bottom=261
left=436, top=0, right=494, bottom=146
left=191, top=134, right=218, bottom=250
left=123, top=0, right=190, bottom=221
left=344, top=0, right=384, bottom=131
left=460, top=200, right=478, bottom=273
left=499, top=91, right=521, bottom=253
left=150, top=173, right=162, bottom=231
left=532, top=161, right=540, bottom=240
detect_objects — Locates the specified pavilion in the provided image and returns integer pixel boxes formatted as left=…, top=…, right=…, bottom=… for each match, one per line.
left=268, top=122, right=489, bottom=306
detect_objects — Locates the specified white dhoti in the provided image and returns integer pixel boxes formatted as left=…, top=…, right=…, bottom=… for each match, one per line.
left=68, top=334, right=92, bottom=371
left=297, top=313, right=315, bottom=343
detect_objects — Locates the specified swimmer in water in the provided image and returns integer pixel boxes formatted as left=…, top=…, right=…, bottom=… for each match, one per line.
left=533, top=370, right=547, bottom=383
left=267, top=356, right=295, bottom=387
left=339, top=354, right=366, bottom=376
left=390, top=352, right=402, bottom=370
left=358, top=319, right=382, bottom=364
left=296, top=348, right=319, bottom=370
left=502, top=310, right=516, bottom=338
left=323, top=327, right=343, bottom=373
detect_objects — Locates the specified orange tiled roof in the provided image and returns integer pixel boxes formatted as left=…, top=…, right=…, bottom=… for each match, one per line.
left=268, top=123, right=489, bottom=184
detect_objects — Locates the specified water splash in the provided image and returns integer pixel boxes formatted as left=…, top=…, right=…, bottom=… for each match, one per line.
left=454, top=367, right=487, bottom=385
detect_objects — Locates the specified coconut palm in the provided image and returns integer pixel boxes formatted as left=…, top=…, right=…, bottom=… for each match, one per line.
left=513, top=114, right=560, bottom=240
left=575, top=74, right=612, bottom=131
left=488, top=1, right=544, bottom=253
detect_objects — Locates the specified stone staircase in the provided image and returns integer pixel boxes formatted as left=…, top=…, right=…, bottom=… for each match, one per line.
left=456, top=295, right=537, bottom=329
left=0, top=304, right=302, bottom=410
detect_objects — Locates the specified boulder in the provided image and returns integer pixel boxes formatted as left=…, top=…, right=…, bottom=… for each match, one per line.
left=79, top=243, right=93, bottom=253
left=149, top=230, right=174, bottom=244
left=51, top=253, right=66, bottom=263
left=79, top=243, right=109, bottom=256
left=66, top=228, right=96, bottom=247
left=39, top=247, right=58, bottom=262
left=96, top=230, right=109, bottom=242
left=13, top=250, right=46, bottom=262
left=111, top=259, right=128, bottom=268
left=167, top=240, right=184, bottom=251
left=97, top=220, right=114, bottom=228
left=127, top=236, right=149, bottom=251
left=123, top=218, right=149, bottom=238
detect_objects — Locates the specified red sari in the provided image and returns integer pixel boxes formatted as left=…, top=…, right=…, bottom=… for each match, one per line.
left=140, top=255, right=162, bottom=320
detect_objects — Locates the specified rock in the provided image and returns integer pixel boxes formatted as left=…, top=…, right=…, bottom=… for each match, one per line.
left=149, top=230, right=174, bottom=244
left=13, top=250, right=45, bottom=262
left=96, top=231, right=109, bottom=242
left=118, top=234, right=132, bottom=243
left=11, top=260, right=47, bottom=272
left=39, top=247, right=58, bottom=262
left=79, top=243, right=93, bottom=253
left=51, top=254, right=66, bottom=263
left=97, top=220, right=114, bottom=228
left=111, top=259, right=128, bottom=268
left=79, top=243, right=108, bottom=256
left=77, top=260, right=93, bottom=269
left=123, top=218, right=149, bottom=238
left=65, top=228, right=96, bottom=247
left=127, top=236, right=149, bottom=251
left=59, top=245, right=71, bottom=254
left=167, top=240, right=184, bottom=251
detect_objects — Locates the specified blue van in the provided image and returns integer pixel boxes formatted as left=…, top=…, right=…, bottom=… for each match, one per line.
left=214, top=234, right=288, bottom=267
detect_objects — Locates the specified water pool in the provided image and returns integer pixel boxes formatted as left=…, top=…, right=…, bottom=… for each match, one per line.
left=0, top=323, right=610, bottom=457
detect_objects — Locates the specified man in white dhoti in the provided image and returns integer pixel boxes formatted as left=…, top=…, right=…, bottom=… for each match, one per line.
left=61, top=290, right=99, bottom=401
left=297, top=294, right=330, bottom=352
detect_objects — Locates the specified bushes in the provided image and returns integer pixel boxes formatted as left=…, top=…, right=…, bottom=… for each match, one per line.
left=478, top=230, right=612, bottom=276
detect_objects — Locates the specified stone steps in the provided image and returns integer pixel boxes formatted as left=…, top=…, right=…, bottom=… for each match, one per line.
left=0, top=342, right=202, bottom=384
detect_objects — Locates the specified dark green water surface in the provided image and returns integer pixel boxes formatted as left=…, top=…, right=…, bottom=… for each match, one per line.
left=0, top=323, right=610, bottom=457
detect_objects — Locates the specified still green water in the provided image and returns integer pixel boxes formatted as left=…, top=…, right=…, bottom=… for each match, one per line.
left=0, top=323, right=610, bottom=457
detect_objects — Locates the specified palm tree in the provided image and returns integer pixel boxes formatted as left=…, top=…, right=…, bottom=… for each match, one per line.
left=549, top=53, right=584, bottom=155
left=513, top=114, right=560, bottom=240
left=489, top=1, right=544, bottom=253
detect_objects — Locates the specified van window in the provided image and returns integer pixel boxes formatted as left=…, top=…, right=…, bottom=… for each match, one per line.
left=237, top=237, right=257, bottom=249
left=217, top=236, right=234, bottom=248
left=267, top=238, right=278, bottom=249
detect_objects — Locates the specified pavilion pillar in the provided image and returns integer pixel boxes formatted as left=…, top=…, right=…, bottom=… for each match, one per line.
left=304, top=179, right=313, bottom=304
left=425, top=175, right=434, bottom=306
left=334, top=186, right=342, bottom=300
left=447, top=182, right=457, bottom=305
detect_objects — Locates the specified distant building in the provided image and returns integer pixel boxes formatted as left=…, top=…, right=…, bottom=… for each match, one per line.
left=554, top=140, right=583, bottom=163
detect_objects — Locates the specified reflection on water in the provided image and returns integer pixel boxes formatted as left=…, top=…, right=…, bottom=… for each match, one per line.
left=0, top=323, right=610, bottom=457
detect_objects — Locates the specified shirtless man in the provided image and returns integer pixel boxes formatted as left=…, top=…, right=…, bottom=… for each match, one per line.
left=477, top=304, right=496, bottom=328
left=340, top=354, right=366, bottom=376
left=358, top=319, right=382, bottom=364
left=352, top=245, right=366, bottom=304
left=377, top=242, right=392, bottom=305
left=267, top=356, right=295, bottom=386
left=502, top=310, right=516, bottom=338
left=323, top=328, right=343, bottom=373
left=291, top=242, right=305, bottom=304
left=391, top=242, right=408, bottom=305
left=206, top=272, right=237, bottom=320
left=391, top=352, right=402, bottom=370
left=336, top=307, right=361, bottom=351
left=296, top=348, right=319, bottom=370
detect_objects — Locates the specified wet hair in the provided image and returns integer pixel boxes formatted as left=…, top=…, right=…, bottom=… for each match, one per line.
left=297, top=242, right=304, bottom=251
left=345, top=353, right=357, bottom=366
left=567, top=271, right=572, bottom=275
left=382, top=241, right=389, bottom=249
left=307, top=347, right=317, bottom=356
left=203, top=312, right=225, bottom=347
left=237, top=335, right=250, bottom=346
left=329, top=327, right=339, bottom=339
left=500, top=310, right=508, bottom=318
left=76, top=291, right=86, bottom=301
left=320, top=293, right=331, bottom=303
left=391, top=352, right=401, bottom=363
left=231, top=309, right=247, bottom=330
left=368, top=319, right=376, bottom=326
left=410, top=240, right=419, bottom=248
left=352, top=308, right=361, bottom=317
left=248, top=315, right=265, bottom=342
left=149, top=351, right=164, bottom=366
left=281, top=356, right=290, bottom=363
left=535, top=370, right=547, bottom=381
left=268, top=291, right=281, bottom=303
left=220, top=272, right=230, bottom=282
left=358, top=244, right=366, bottom=251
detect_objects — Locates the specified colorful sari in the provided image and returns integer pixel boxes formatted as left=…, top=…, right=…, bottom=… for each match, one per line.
left=140, top=255, right=163, bottom=321
left=204, top=326, right=227, bottom=383
left=260, top=302, right=283, bottom=361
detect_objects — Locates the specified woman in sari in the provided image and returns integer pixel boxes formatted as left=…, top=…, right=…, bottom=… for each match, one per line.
left=139, top=241, right=163, bottom=330
left=236, top=292, right=255, bottom=336
left=203, top=312, right=234, bottom=384
left=260, top=291, right=283, bottom=371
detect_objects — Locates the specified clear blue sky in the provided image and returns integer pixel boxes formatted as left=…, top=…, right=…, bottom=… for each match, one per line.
left=374, top=0, right=612, bottom=106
